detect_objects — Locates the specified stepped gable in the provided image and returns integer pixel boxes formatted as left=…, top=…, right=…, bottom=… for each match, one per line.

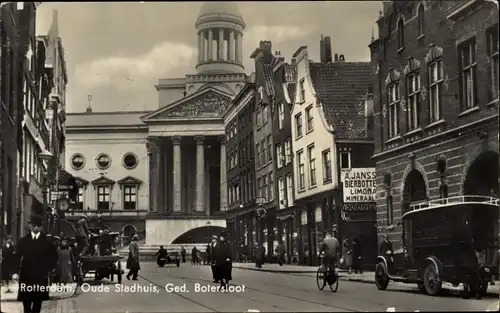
left=284, top=63, right=297, bottom=103
left=309, top=61, right=372, bottom=139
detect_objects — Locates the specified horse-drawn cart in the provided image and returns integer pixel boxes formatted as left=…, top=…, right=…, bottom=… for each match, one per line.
left=75, top=230, right=124, bottom=284
left=76, top=254, right=123, bottom=284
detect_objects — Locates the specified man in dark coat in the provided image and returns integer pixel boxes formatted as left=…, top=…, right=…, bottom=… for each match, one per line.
left=215, top=233, right=232, bottom=288
left=75, top=216, right=90, bottom=256
left=181, top=246, right=186, bottom=263
left=351, top=238, right=363, bottom=274
left=207, top=235, right=219, bottom=282
left=126, top=235, right=140, bottom=280
left=17, top=215, right=58, bottom=313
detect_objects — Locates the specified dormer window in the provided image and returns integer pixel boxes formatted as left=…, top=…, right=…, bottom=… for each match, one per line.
left=397, top=18, right=405, bottom=50
left=299, top=79, right=305, bottom=102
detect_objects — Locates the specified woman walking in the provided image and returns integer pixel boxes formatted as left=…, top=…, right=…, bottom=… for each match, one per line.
left=342, top=239, right=352, bottom=274
left=57, top=238, right=75, bottom=285
left=1, top=235, right=17, bottom=293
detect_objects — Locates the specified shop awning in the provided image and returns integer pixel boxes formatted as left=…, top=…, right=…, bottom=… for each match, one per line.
left=56, top=169, right=78, bottom=190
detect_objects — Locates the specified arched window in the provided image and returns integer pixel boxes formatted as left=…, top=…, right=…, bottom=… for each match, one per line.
left=398, top=19, right=405, bottom=49
left=418, top=4, right=425, bottom=36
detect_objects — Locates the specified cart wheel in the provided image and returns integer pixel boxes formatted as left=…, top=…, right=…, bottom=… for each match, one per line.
left=117, top=260, right=123, bottom=284
left=76, top=262, right=84, bottom=284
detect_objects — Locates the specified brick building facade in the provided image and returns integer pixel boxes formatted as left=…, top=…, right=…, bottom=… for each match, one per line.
left=0, top=3, right=38, bottom=242
left=224, top=83, right=257, bottom=259
left=370, top=1, right=499, bottom=246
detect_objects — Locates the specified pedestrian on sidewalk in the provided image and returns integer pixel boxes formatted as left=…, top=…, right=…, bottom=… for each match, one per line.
left=56, top=238, right=75, bottom=285
left=191, top=246, right=198, bottom=265
left=351, top=238, right=363, bottom=274
left=1, top=234, right=16, bottom=293
left=126, top=235, right=140, bottom=280
left=207, top=235, right=219, bottom=283
left=215, top=232, right=232, bottom=288
left=17, top=215, right=58, bottom=313
left=181, top=246, right=186, bottom=263
left=342, top=239, right=352, bottom=274
left=255, top=243, right=265, bottom=268
left=275, top=242, right=285, bottom=266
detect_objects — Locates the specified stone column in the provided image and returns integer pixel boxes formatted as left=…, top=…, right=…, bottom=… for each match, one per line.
left=148, top=138, right=160, bottom=213
left=172, top=136, right=182, bottom=213
left=229, top=31, right=235, bottom=61
left=195, top=135, right=205, bottom=213
left=208, top=29, right=213, bottom=61
left=198, top=31, right=203, bottom=62
left=236, top=32, right=242, bottom=63
left=201, top=31, right=206, bottom=62
left=218, top=28, right=224, bottom=60
left=219, top=135, right=228, bottom=212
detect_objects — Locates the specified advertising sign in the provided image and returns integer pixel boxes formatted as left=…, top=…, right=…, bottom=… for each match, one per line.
left=342, top=168, right=376, bottom=203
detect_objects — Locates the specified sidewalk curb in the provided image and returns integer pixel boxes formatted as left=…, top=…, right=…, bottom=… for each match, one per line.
left=233, top=266, right=317, bottom=274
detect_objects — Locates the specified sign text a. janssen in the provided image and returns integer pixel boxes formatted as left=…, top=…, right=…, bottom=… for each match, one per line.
left=341, top=168, right=376, bottom=203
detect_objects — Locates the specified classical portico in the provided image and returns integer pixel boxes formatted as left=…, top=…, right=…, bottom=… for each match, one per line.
left=140, top=86, right=233, bottom=245
left=138, top=2, right=249, bottom=247
left=145, top=134, right=228, bottom=216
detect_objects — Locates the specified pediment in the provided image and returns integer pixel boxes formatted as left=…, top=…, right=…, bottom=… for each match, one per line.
left=141, top=87, right=233, bottom=121
left=91, top=176, right=115, bottom=186
left=117, top=176, right=142, bottom=186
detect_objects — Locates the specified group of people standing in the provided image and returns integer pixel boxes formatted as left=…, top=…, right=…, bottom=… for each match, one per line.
left=205, top=233, right=232, bottom=288
left=341, top=237, right=363, bottom=274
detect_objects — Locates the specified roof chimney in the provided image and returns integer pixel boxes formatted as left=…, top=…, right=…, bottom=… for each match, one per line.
left=259, top=40, right=272, bottom=52
left=334, top=53, right=339, bottom=62
left=324, top=36, right=332, bottom=63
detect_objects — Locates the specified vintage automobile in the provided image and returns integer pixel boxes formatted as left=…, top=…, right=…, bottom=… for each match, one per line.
left=375, top=196, right=499, bottom=297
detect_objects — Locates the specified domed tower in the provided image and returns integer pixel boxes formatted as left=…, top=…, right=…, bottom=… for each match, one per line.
left=195, top=2, right=246, bottom=74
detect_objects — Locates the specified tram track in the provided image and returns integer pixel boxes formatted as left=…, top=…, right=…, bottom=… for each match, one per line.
left=139, top=269, right=361, bottom=312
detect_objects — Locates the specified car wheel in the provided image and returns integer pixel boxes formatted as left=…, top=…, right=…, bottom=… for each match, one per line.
left=375, top=262, right=389, bottom=290
left=423, top=263, right=442, bottom=296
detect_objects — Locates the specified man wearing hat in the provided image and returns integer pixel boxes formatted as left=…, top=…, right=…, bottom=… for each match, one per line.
left=126, top=234, right=140, bottom=280
left=75, top=215, right=90, bottom=256
left=206, top=235, right=219, bottom=283
left=379, top=234, right=393, bottom=256
left=16, top=215, right=58, bottom=313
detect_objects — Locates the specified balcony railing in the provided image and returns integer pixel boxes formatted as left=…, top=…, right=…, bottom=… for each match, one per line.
left=409, top=196, right=499, bottom=211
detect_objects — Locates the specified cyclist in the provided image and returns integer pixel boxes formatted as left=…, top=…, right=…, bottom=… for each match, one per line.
left=319, top=230, right=340, bottom=286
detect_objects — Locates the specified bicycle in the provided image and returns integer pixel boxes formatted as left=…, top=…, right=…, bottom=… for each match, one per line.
left=316, top=255, right=339, bottom=292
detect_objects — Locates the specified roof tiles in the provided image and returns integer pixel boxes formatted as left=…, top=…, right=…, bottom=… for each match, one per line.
left=309, top=61, right=372, bottom=139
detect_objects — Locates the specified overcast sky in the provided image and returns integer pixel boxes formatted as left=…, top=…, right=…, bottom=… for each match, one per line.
left=36, top=1, right=381, bottom=113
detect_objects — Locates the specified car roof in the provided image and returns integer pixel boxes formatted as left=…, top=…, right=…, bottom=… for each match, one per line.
left=402, top=196, right=499, bottom=220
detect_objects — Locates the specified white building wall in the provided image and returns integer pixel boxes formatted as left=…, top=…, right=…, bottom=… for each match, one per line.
left=65, top=131, right=149, bottom=211
left=290, top=48, right=337, bottom=202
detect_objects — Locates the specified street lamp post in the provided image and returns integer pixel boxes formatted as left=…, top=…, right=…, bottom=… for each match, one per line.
left=206, top=221, right=211, bottom=243
left=39, top=149, right=53, bottom=234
